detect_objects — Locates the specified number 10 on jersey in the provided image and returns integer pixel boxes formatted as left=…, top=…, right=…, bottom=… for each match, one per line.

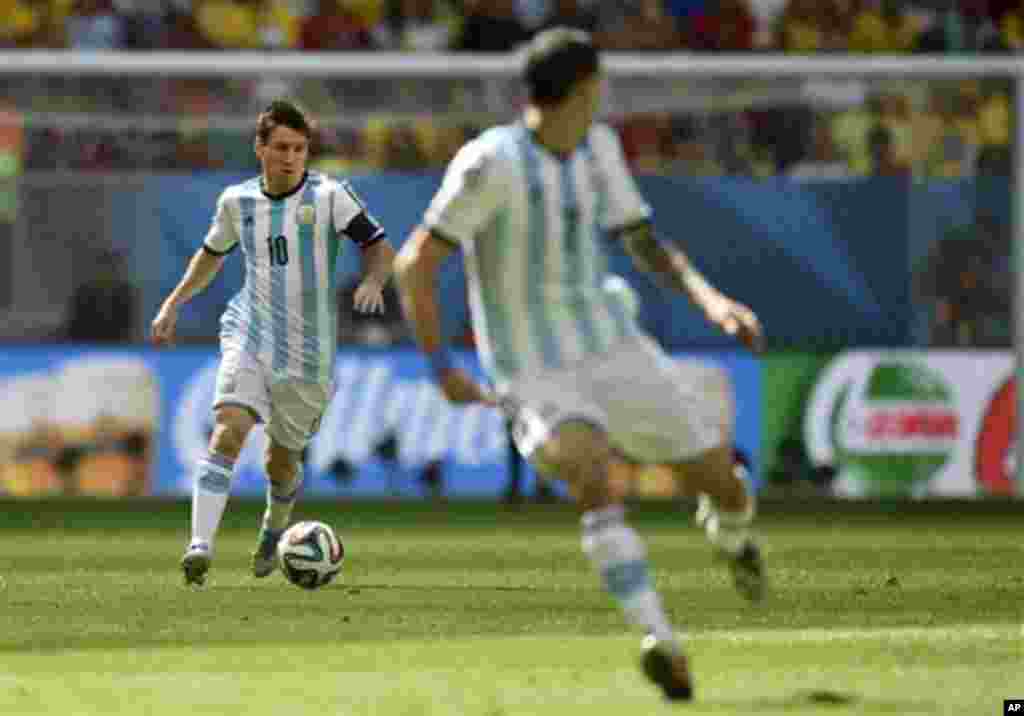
left=267, top=235, right=289, bottom=266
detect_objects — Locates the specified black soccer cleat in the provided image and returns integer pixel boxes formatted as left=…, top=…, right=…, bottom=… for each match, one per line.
left=640, top=635, right=694, bottom=702
left=181, top=543, right=211, bottom=587
left=251, top=526, right=283, bottom=578
left=728, top=541, right=766, bottom=603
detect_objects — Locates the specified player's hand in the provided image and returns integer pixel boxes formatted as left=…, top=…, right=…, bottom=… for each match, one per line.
left=437, top=368, right=497, bottom=406
left=151, top=303, right=179, bottom=346
left=705, top=295, right=764, bottom=352
left=353, top=278, right=386, bottom=314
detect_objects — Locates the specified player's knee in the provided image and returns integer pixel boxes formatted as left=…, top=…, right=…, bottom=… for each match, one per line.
left=674, top=444, right=749, bottom=512
left=265, top=443, right=300, bottom=487
left=537, top=420, right=611, bottom=482
left=210, top=408, right=254, bottom=457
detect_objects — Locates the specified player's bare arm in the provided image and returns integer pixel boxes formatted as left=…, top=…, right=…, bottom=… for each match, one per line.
left=620, top=221, right=764, bottom=352
left=151, top=247, right=226, bottom=346
left=395, top=228, right=493, bottom=405
left=353, top=239, right=396, bottom=315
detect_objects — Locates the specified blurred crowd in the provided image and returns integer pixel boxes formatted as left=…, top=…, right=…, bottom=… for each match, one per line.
left=8, top=78, right=1013, bottom=180
left=3, top=0, right=1024, bottom=53
left=615, top=80, right=1014, bottom=179
left=3, top=0, right=1019, bottom=177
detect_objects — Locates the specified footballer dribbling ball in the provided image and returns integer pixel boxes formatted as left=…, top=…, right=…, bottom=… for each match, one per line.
left=278, top=521, right=344, bottom=590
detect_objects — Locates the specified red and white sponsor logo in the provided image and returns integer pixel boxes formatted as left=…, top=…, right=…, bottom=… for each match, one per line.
left=864, top=408, right=959, bottom=440
left=839, top=402, right=959, bottom=454
left=806, top=351, right=1016, bottom=497
left=975, top=377, right=1016, bottom=496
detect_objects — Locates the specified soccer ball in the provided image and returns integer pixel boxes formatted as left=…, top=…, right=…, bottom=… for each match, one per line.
left=277, top=521, right=344, bottom=590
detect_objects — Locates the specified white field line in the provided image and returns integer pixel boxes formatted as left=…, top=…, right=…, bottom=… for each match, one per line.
left=688, top=623, right=1022, bottom=645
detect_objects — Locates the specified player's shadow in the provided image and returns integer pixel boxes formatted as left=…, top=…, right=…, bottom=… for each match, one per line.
left=713, top=690, right=937, bottom=713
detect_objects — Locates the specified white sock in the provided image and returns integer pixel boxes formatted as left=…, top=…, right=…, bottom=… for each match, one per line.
left=263, top=470, right=301, bottom=532
left=582, top=505, right=680, bottom=649
left=190, top=452, right=235, bottom=549
left=703, top=494, right=756, bottom=556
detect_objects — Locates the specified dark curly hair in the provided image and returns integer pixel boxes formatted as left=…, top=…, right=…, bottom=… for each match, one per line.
left=256, top=100, right=314, bottom=144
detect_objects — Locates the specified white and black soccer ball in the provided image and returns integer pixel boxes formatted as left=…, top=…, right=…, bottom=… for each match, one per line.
left=277, top=521, right=344, bottom=590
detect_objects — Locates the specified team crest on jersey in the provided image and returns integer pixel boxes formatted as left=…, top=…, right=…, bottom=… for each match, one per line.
left=462, top=154, right=490, bottom=191
left=297, top=204, right=315, bottom=225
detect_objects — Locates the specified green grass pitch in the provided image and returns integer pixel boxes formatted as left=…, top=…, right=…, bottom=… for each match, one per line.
left=0, top=499, right=1020, bottom=715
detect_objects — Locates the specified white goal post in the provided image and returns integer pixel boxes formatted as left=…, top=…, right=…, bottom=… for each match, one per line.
left=1, top=51, right=1021, bottom=489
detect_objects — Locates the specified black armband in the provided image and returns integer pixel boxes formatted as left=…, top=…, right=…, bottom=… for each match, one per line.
left=345, top=212, right=386, bottom=249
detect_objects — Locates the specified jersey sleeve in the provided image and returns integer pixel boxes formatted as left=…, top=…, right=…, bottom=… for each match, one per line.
left=202, top=191, right=240, bottom=255
left=589, top=124, right=652, bottom=232
left=333, top=181, right=386, bottom=249
left=422, top=138, right=503, bottom=245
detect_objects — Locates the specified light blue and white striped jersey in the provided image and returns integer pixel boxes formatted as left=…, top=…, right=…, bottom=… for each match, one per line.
left=204, top=171, right=384, bottom=384
left=423, top=122, right=651, bottom=389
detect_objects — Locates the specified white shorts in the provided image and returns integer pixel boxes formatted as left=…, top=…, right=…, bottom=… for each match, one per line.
left=505, top=335, right=731, bottom=466
left=213, top=348, right=333, bottom=451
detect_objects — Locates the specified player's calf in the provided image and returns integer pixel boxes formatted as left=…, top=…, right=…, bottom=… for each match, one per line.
left=253, top=478, right=299, bottom=578
left=255, top=444, right=302, bottom=578
left=263, top=442, right=302, bottom=523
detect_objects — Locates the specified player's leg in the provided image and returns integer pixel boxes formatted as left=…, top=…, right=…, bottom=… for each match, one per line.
left=251, top=437, right=304, bottom=577
left=522, top=413, right=692, bottom=701
left=665, top=358, right=763, bottom=600
left=670, top=445, right=764, bottom=602
left=251, top=378, right=329, bottom=577
left=594, top=337, right=764, bottom=602
left=182, top=404, right=258, bottom=585
left=183, top=348, right=269, bottom=586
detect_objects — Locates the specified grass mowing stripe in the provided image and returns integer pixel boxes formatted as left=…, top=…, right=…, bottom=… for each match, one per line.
left=0, top=504, right=1020, bottom=715
left=1, top=631, right=1019, bottom=716
left=3, top=623, right=1020, bottom=671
